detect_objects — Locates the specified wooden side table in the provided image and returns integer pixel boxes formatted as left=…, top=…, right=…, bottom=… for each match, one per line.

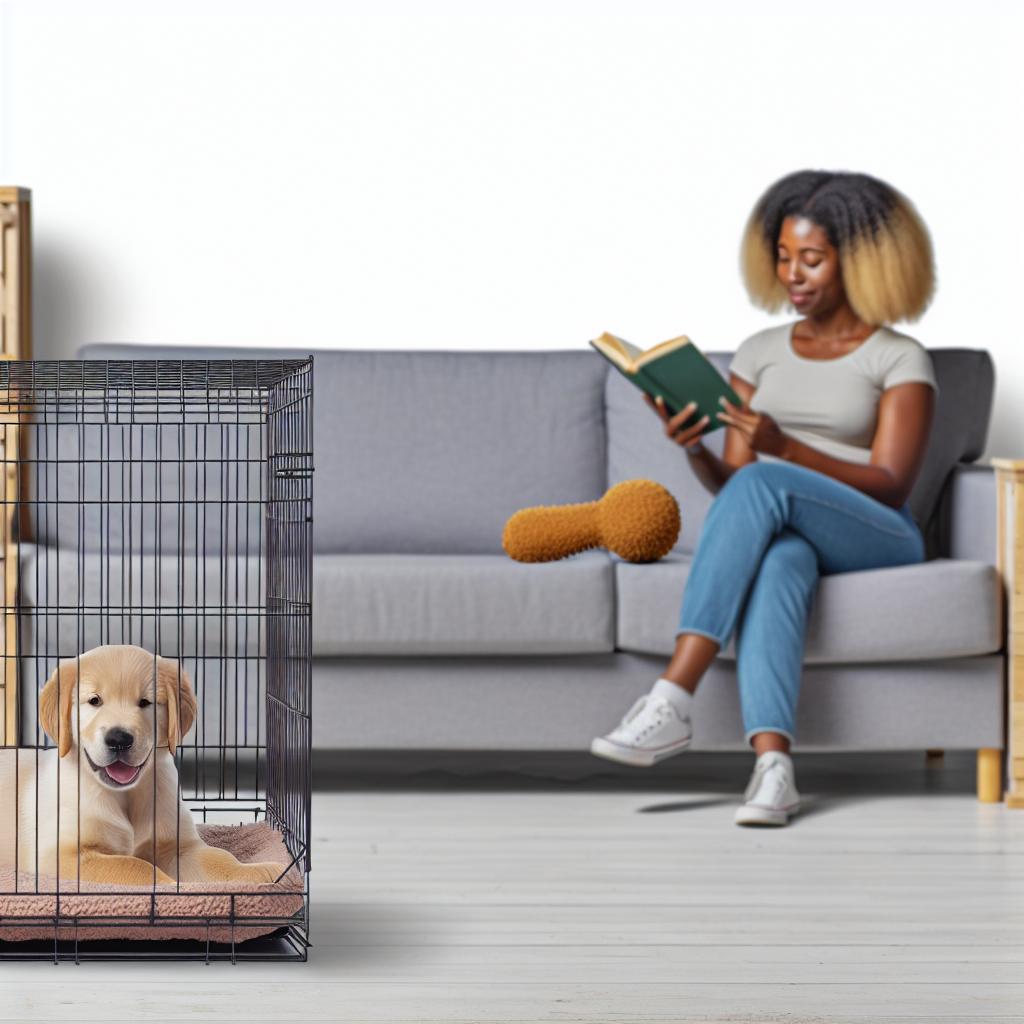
left=991, top=457, right=1024, bottom=807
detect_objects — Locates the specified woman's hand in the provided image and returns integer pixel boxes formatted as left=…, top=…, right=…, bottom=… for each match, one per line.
left=716, top=397, right=789, bottom=458
left=643, top=393, right=709, bottom=450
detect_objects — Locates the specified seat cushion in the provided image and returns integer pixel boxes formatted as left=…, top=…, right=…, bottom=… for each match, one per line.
left=312, top=550, right=615, bottom=655
left=75, top=344, right=609, bottom=555
left=17, top=543, right=616, bottom=659
left=615, top=555, right=1003, bottom=662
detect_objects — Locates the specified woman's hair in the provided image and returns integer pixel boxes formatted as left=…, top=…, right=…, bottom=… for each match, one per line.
left=739, top=170, right=935, bottom=324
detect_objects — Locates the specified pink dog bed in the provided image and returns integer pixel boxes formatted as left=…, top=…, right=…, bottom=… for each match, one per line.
left=0, top=821, right=305, bottom=945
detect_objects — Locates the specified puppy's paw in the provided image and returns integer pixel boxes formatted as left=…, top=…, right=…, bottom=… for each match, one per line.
left=239, top=860, right=283, bottom=884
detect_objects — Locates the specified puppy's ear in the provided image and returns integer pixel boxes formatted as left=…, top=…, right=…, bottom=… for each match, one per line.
left=39, top=658, right=79, bottom=757
left=157, top=657, right=196, bottom=757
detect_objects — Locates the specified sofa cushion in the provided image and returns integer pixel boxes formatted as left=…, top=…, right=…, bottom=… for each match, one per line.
left=615, top=555, right=1003, bottom=662
left=912, top=349, right=994, bottom=557
left=17, top=542, right=616, bottom=658
left=604, top=352, right=731, bottom=555
left=311, top=550, right=615, bottom=655
left=935, top=462, right=997, bottom=563
left=74, top=344, right=608, bottom=555
left=16, top=543, right=267, bottom=658
left=21, top=414, right=264, bottom=556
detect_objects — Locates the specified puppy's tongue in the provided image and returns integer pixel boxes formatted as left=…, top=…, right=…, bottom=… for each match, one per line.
left=105, top=760, right=141, bottom=784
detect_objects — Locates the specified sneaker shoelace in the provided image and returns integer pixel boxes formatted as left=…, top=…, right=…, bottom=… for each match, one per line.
left=618, top=696, right=676, bottom=740
left=745, top=759, right=791, bottom=804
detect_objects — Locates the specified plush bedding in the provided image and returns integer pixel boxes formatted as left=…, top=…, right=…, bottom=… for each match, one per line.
left=0, top=821, right=305, bottom=944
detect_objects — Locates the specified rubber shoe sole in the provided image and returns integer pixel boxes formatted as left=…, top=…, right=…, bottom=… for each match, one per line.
left=734, top=798, right=801, bottom=827
left=589, top=732, right=693, bottom=768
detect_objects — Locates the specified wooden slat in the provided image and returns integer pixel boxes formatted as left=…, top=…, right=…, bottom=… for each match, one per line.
left=1012, top=666, right=1024, bottom=704
left=993, top=458, right=1024, bottom=806
left=0, top=186, right=29, bottom=745
left=991, top=458, right=1024, bottom=472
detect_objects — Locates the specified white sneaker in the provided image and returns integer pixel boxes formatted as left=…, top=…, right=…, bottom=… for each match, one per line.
left=590, top=694, right=693, bottom=767
left=734, top=751, right=801, bottom=826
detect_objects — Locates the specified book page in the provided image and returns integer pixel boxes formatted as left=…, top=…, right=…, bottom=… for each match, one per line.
left=635, top=335, right=692, bottom=368
left=594, top=333, right=644, bottom=364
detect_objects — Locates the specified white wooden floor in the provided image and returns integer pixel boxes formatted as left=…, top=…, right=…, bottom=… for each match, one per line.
left=2, top=749, right=1023, bottom=1023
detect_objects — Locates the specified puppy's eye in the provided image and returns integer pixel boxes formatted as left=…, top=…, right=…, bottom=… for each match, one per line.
left=139, top=698, right=152, bottom=708
left=88, top=696, right=101, bottom=707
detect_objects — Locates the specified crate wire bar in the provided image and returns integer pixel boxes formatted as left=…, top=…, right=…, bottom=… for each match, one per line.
left=0, top=358, right=313, bottom=962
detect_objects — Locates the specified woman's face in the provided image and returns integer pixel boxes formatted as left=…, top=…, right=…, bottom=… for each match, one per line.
left=775, top=215, right=845, bottom=317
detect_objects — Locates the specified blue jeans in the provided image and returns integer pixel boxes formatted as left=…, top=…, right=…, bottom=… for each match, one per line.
left=676, top=460, right=926, bottom=748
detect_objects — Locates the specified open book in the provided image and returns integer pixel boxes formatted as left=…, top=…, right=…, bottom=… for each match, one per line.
left=589, top=332, right=743, bottom=439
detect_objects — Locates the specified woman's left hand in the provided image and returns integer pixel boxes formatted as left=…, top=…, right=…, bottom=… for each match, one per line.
left=716, top=398, right=790, bottom=458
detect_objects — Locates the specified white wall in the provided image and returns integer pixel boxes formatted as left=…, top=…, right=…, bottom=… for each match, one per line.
left=1, top=0, right=1020, bottom=460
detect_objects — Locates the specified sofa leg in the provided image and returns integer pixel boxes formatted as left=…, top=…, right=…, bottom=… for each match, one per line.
left=925, top=748, right=944, bottom=760
left=977, top=748, right=1004, bottom=803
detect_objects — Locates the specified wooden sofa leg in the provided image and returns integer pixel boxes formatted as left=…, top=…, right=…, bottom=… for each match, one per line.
left=925, top=748, right=944, bottom=760
left=977, top=748, right=1004, bottom=803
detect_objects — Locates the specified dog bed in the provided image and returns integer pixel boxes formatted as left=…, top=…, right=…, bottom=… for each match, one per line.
left=0, top=820, right=305, bottom=944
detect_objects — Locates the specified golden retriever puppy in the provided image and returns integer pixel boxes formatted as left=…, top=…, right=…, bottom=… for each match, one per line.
left=0, top=644, right=282, bottom=887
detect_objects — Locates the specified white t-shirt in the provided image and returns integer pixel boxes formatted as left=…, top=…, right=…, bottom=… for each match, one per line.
left=727, top=320, right=939, bottom=466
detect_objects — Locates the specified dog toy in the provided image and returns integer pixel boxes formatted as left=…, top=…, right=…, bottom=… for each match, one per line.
left=502, top=479, right=680, bottom=563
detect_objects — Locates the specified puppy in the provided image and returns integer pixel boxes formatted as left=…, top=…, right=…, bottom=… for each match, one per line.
left=0, top=644, right=282, bottom=887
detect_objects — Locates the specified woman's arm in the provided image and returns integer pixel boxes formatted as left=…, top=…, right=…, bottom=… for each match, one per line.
left=683, top=374, right=758, bottom=496
left=646, top=373, right=934, bottom=508
left=776, top=381, right=935, bottom=508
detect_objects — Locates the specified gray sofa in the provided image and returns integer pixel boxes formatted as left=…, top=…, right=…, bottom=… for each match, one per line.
left=21, top=341, right=1007, bottom=793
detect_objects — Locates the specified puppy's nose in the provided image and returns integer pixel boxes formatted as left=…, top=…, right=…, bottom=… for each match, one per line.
left=105, top=727, right=135, bottom=753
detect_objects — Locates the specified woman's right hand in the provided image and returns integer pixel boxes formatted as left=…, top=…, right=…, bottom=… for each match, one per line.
left=643, top=393, right=708, bottom=451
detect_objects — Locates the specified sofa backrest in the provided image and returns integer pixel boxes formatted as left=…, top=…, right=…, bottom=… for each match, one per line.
left=912, top=348, right=994, bottom=559
left=66, top=345, right=608, bottom=555
left=606, top=346, right=995, bottom=560
left=55, top=342, right=991, bottom=561
left=604, top=354, right=722, bottom=555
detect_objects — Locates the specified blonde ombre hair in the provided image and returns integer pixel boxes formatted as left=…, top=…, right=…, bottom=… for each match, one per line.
left=740, top=170, right=935, bottom=325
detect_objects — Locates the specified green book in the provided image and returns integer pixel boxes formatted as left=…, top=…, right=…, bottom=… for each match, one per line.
left=589, top=331, right=743, bottom=439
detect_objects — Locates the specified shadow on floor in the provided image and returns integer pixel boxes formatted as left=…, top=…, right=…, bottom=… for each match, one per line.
left=312, top=749, right=978, bottom=796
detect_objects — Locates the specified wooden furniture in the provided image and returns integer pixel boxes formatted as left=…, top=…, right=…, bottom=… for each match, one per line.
left=0, top=186, right=30, bottom=745
left=992, top=457, right=1024, bottom=807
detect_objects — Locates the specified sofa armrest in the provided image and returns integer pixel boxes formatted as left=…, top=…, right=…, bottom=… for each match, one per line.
left=943, top=461, right=998, bottom=564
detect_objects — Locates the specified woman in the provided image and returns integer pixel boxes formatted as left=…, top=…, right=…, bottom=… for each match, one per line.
left=590, top=169, right=939, bottom=827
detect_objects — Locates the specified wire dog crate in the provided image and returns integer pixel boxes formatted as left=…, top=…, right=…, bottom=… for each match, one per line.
left=0, top=358, right=313, bottom=963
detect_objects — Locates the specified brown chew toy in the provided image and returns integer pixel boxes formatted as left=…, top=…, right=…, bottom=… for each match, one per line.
left=502, top=479, right=680, bottom=564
